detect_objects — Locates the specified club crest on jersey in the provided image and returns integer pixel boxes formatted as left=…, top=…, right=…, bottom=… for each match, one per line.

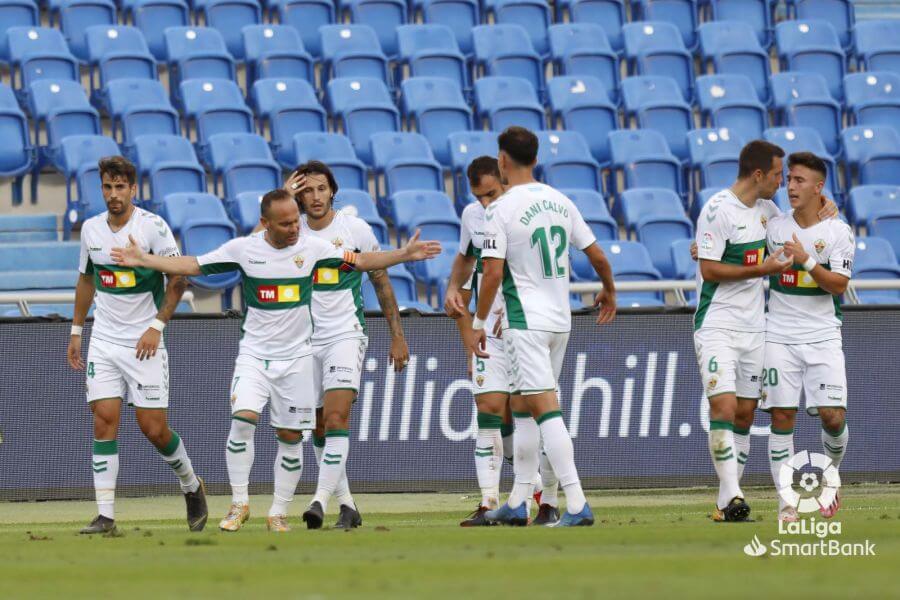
left=708, top=376, right=718, bottom=391
left=760, top=215, right=768, bottom=228
left=814, top=239, right=826, bottom=254
left=293, top=254, right=304, bottom=269
left=332, top=237, right=343, bottom=248
left=476, top=375, right=485, bottom=387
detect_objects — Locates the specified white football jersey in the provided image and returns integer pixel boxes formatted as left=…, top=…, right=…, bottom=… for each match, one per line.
left=694, top=189, right=781, bottom=333
left=197, top=232, right=348, bottom=360
left=302, top=209, right=381, bottom=345
left=79, top=207, right=180, bottom=347
left=766, top=212, right=854, bottom=344
left=481, top=182, right=595, bottom=333
left=458, top=201, right=505, bottom=338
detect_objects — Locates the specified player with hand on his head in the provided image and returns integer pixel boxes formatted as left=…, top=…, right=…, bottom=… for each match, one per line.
left=112, top=189, right=441, bottom=532
left=470, top=127, right=616, bottom=527
left=761, top=152, right=854, bottom=523
left=68, top=156, right=208, bottom=534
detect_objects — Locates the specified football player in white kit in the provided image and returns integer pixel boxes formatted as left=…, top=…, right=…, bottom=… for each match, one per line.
left=470, top=127, right=617, bottom=527
left=283, top=161, right=410, bottom=530
left=761, top=152, right=854, bottom=522
left=68, top=156, right=208, bottom=534
left=111, top=189, right=441, bottom=532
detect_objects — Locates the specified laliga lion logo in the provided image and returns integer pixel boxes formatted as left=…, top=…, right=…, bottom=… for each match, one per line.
left=777, top=451, right=841, bottom=514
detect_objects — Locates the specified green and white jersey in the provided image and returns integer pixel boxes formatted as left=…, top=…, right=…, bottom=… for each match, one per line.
left=694, top=189, right=781, bottom=333
left=301, top=209, right=380, bottom=345
left=78, top=207, right=180, bottom=347
left=197, top=232, right=349, bottom=360
left=459, top=201, right=504, bottom=338
left=766, top=212, right=854, bottom=344
left=481, top=182, right=595, bottom=333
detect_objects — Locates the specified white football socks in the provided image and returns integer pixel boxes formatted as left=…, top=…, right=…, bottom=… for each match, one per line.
left=92, top=439, right=119, bottom=520
left=158, top=430, right=199, bottom=494
left=539, top=445, right=559, bottom=508
left=312, top=430, right=350, bottom=512
left=538, top=411, right=585, bottom=514
left=709, top=420, right=743, bottom=510
left=270, top=438, right=303, bottom=517
left=769, top=426, right=794, bottom=510
left=822, top=422, right=849, bottom=469
left=226, top=418, right=256, bottom=505
left=506, top=414, right=539, bottom=509
left=733, top=427, right=751, bottom=481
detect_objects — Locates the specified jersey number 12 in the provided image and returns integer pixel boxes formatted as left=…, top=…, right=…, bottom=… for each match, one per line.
left=531, top=226, right=567, bottom=278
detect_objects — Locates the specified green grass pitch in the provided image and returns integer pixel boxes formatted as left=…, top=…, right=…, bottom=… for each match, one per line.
left=1, top=485, right=898, bottom=598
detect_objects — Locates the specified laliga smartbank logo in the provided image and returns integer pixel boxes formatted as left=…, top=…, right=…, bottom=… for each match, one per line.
left=743, top=452, right=876, bottom=558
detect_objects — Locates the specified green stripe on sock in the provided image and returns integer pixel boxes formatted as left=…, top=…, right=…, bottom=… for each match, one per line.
left=159, top=430, right=181, bottom=457
left=92, top=460, right=108, bottom=467
left=511, top=411, right=531, bottom=419
left=771, top=427, right=794, bottom=435
left=228, top=440, right=247, bottom=447
left=232, top=415, right=258, bottom=426
left=500, top=424, right=514, bottom=437
left=824, top=442, right=843, bottom=453
left=323, top=459, right=341, bottom=465
left=714, top=453, right=734, bottom=461
left=281, top=463, right=302, bottom=472
left=325, top=429, right=350, bottom=438
left=226, top=446, right=246, bottom=454
left=93, top=439, right=118, bottom=455
left=282, top=456, right=300, bottom=465
left=312, top=435, right=326, bottom=448
left=733, top=426, right=750, bottom=435
left=92, top=466, right=108, bottom=473
left=324, top=453, right=342, bottom=459
left=477, top=412, right=503, bottom=429
left=709, top=420, right=734, bottom=431
left=536, top=410, right=563, bottom=425
left=475, top=451, right=493, bottom=457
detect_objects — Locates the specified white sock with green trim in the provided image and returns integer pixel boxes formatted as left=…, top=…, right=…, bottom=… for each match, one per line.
left=709, top=420, right=742, bottom=509
left=475, top=413, right=504, bottom=508
left=158, top=430, right=199, bottom=494
left=538, top=411, right=586, bottom=514
left=821, top=422, right=849, bottom=469
left=226, top=418, right=256, bottom=505
left=506, top=414, right=539, bottom=509
left=734, top=427, right=751, bottom=480
left=769, top=426, right=794, bottom=511
left=312, top=430, right=349, bottom=512
left=313, top=434, right=355, bottom=510
left=270, top=438, right=303, bottom=517
left=539, top=445, right=559, bottom=508
left=92, top=439, right=119, bottom=520
left=501, top=423, right=514, bottom=463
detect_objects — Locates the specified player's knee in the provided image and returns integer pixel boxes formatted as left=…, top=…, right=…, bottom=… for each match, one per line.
left=139, top=421, right=169, bottom=447
left=324, top=412, right=349, bottom=431
left=771, top=409, right=796, bottom=431
left=820, top=409, right=845, bottom=433
left=275, top=429, right=301, bottom=444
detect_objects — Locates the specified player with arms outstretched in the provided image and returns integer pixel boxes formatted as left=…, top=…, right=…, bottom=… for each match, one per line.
left=762, top=152, right=854, bottom=522
left=67, top=156, right=208, bottom=534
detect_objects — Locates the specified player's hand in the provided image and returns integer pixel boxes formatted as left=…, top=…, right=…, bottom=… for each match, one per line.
left=389, top=335, right=410, bottom=372
left=443, top=287, right=467, bottom=319
left=783, top=233, right=810, bottom=264
left=469, top=327, right=489, bottom=359
left=284, top=172, right=306, bottom=197
left=593, top=288, right=616, bottom=325
left=111, top=235, right=145, bottom=267
left=67, top=335, right=85, bottom=370
left=760, top=247, right=792, bottom=275
left=690, top=241, right=698, bottom=262
left=135, top=327, right=161, bottom=361
left=403, top=229, right=442, bottom=261
left=817, top=195, right=839, bottom=220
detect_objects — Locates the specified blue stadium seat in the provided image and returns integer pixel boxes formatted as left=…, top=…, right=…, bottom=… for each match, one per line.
left=776, top=20, right=846, bottom=102
left=164, top=27, right=236, bottom=105
left=327, top=77, right=400, bottom=165
left=0, top=214, right=57, bottom=243
left=361, top=264, right=431, bottom=311
left=148, top=160, right=206, bottom=209
left=291, top=132, right=368, bottom=191
left=686, top=128, right=743, bottom=193
left=841, top=125, right=900, bottom=187
left=161, top=191, right=229, bottom=234
left=222, top=159, right=280, bottom=204
left=473, top=76, right=544, bottom=132
left=334, top=188, right=389, bottom=244
left=853, top=238, right=900, bottom=304
left=276, top=0, right=334, bottom=59
left=447, top=130, right=498, bottom=212
left=691, top=187, right=718, bottom=221
left=396, top=24, right=468, bottom=94
left=6, top=27, right=79, bottom=99
left=844, top=72, right=900, bottom=136
left=632, top=0, right=699, bottom=50
left=472, top=25, right=545, bottom=99
left=608, top=129, right=683, bottom=198
left=696, top=74, right=768, bottom=143
left=72, top=160, right=111, bottom=219
left=250, top=77, right=326, bottom=168
left=421, top=0, right=479, bottom=58
left=708, top=0, right=772, bottom=48
left=869, top=215, right=900, bottom=264
left=130, top=0, right=190, bottom=61
left=596, top=240, right=665, bottom=305
left=546, top=76, right=617, bottom=168
left=847, top=185, right=900, bottom=231
left=0, top=241, right=80, bottom=293
left=0, top=83, right=34, bottom=205
left=764, top=126, right=840, bottom=202
left=389, top=190, right=460, bottom=245
left=621, top=75, right=693, bottom=163
left=181, top=217, right=240, bottom=303
left=320, top=24, right=389, bottom=86
left=56, top=134, right=118, bottom=214
left=670, top=237, right=696, bottom=279
left=197, top=0, right=260, bottom=60
left=535, top=130, right=601, bottom=191
left=242, top=25, right=313, bottom=85
left=697, top=21, right=771, bottom=105
left=622, top=21, right=693, bottom=102
left=853, top=20, right=900, bottom=74
left=103, top=78, right=178, bottom=154
left=794, top=0, right=853, bottom=50
left=230, top=190, right=262, bottom=234
left=84, top=25, right=156, bottom=107
left=548, top=23, right=618, bottom=105
left=178, top=78, right=253, bottom=160
left=345, top=0, right=406, bottom=59
left=561, top=188, right=617, bottom=240
left=131, top=133, right=200, bottom=200
left=770, top=71, right=842, bottom=157
left=411, top=244, right=457, bottom=306
left=370, top=131, right=443, bottom=209
left=618, top=188, right=693, bottom=277
left=58, top=0, right=116, bottom=62
left=567, top=0, right=625, bottom=54
left=0, top=1, right=39, bottom=63
left=205, top=132, right=274, bottom=195
left=494, top=0, right=551, bottom=57
left=401, top=77, right=473, bottom=167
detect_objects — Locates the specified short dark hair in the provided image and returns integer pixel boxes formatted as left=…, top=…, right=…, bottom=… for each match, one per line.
left=98, top=155, right=136, bottom=186
left=466, top=155, right=501, bottom=188
left=787, top=151, right=827, bottom=180
left=260, top=188, right=294, bottom=218
left=291, top=160, right=339, bottom=198
left=737, top=140, right=785, bottom=179
left=498, top=126, right=539, bottom=167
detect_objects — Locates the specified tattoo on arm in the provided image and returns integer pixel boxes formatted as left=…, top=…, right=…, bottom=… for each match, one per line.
left=369, top=269, right=404, bottom=339
left=157, top=275, right=188, bottom=322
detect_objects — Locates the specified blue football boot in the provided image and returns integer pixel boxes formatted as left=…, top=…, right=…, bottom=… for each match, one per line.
left=484, top=502, right=528, bottom=526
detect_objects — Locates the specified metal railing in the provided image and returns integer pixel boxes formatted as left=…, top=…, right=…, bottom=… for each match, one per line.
left=0, top=291, right=196, bottom=316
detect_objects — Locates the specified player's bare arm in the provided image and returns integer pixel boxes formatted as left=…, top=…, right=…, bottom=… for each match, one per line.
left=135, top=274, right=187, bottom=361
left=783, top=233, right=850, bottom=295
left=444, top=253, right=477, bottom=319
left=582, top=243, right=617, bottom=325
left=469, top=256, right=503, bottom=359
left=700, top=247, right=791, bottom=282
left=352, top=229, right=441, bottom=271
left=112, top=236, right=203, bottom=275
left=67, top=272, right=96, bottom=371
left=369, top=267, right=410, bottom=372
